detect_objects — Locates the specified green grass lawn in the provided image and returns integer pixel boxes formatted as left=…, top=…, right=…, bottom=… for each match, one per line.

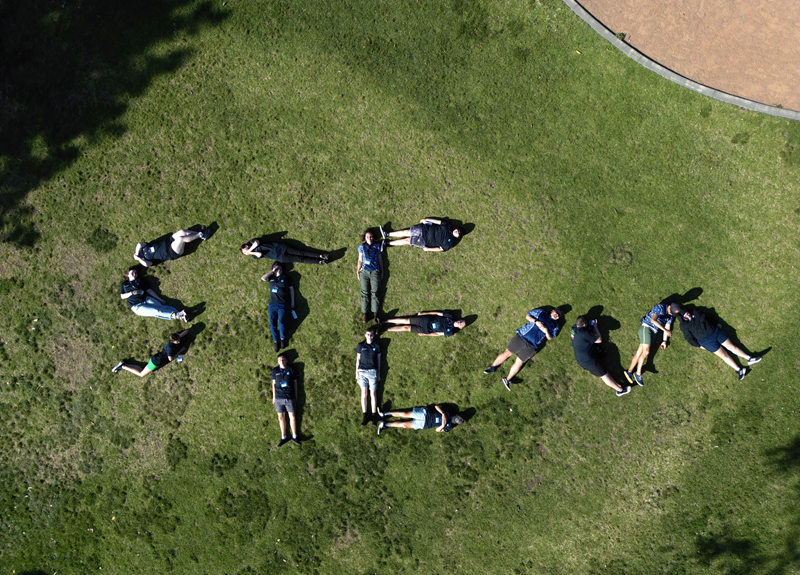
left=2, top=0, right=800, bottom=573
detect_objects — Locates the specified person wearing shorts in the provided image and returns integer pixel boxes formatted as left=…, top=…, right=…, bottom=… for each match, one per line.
left=111, top=331, right=187, bottom=377
left=120, top=267, right=188, bottom=322
left=383, top=312, right=466, bottom=336
left=241, top=237, right=329, bottom=265
left=272, top=354, right=300, bottom=446
left=356, top=230, right=384, bottom=323
left=380, top=218, right=461, bottom=252
left=671, top=303, right=762, bottom=381
left=624, top=302, right=677, bottom=386
left=376, top=404, right=466, bottom=434
left=355, top=327, right=381, bottom=426
left=134, top=226, right=208, bottom=267
left=484, top=308, right=561, bottom=391
left=571, top=316, right=630, bottom=396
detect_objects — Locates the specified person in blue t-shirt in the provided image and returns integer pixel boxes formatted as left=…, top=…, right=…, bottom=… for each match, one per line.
left=382, top=312, right=466, bottom=336
left=376, top=404, right=466, bottom=434
left=484, top=308, right=561, bottom=391
left=380, top=218, right=461, bottom=252
left=624, top=302, right=677, bottom=387
left=356, top=230, right=384, bottom=323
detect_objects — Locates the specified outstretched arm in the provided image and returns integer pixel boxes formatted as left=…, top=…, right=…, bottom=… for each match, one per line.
left=422, top=247, right=444, bottom=252
left=418, top=311, right=443, bottom=316
left=420, top=218, right=442, bottom=225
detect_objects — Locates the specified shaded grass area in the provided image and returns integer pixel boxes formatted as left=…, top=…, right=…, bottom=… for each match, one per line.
left=2, top=0, right=800, bottom=573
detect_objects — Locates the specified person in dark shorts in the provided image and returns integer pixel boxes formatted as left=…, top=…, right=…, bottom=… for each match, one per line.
left=383, top=312, right=466, bottom=336
left=356, top=230, right=384, bottom=323
left=381, top=218, right=461, bottom=252
left=670, top=303, right=762, bottom=380
left=376, top=404, right=465, bottom=434
left=624, top=302, right=677, bottom=387
left=272, top=354, right=300, bottom=446
left=571, top=316, right=630, bottom=396
left=241, top=238, right=328, bottom=265
left=120, top=267, right=188, bottom=322
left=111, top=331, right=188, bottom=377
left=356, top=327, right=382, bottom=426
left=484, top=308, right=561, bottom=391
left=262, top=262, right=295, bottom=352
left=134, top=226, right=208, bottom=267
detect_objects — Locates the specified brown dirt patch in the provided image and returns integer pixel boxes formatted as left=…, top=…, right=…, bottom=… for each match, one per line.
left=578, top=0, right=800, bottom=111
left=51, top=335, right=94, bottom=390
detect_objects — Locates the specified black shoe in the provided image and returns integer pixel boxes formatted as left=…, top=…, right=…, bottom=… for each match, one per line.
left=484, top=365, right=496, bottom=375
left=361, top=413, right=371, bottom=426
left=273, top=341, right=280, bottom=352
left=280, top=339, right=287, bottom=350
left=112, top=361, right=124, bottom=373
left=738, top=367, right=747, bottom=381
left=502, top=377, right=511, bottom=391
left=371, top=414, right=379, bottom=426
left=278, top=437, right=289, bottom=447
left=623, top=370, right=634, bottom=384
left=633, top=373, right=644, bottom=386
left=747, top=356, right=762, bottom=365
left=199, top=225, right=209, bottom=240
left=290, top=436, right=301, bottom=446
left=377, top=420, right=386, bottom=435
left=616, top=385, right=631, bottom=396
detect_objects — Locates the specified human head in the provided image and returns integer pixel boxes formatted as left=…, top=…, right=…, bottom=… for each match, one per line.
left=277, top=354, right=288, bottom=368
left=575, top=316, right=588, bottom=328
left=365, top=327, right=376, bottom=342
left=669, top=302, right=683, bottom=317
left=452, top=228, right=461, bottom=239
left=549, top=309, right=561, bottom=321
left=454, top=320, right=466, bottom=330
left=451, top=414, right=465, bottom=425
left=125, top=267, right=138, bottom=281
left=169, top=333, right=182, bottom=344
left=240, top=241, right=252, bottom=255
left=271, top=262, right=283, bottom=276
left=363, top=230, right=375, bottom=245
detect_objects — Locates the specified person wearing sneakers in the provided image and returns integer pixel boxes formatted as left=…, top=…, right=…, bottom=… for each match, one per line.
left=484, top=307, right=561, bottom=391
left=356, top=230, right=384, bottom=323
left=382, top=312, right=466, bottom=337
left=271, top=354, right=301, bottom=446
left=377, top=405, right=465, bottom=434
left=262, top=263, right=295, bottom=352
left=240, top=237, right=329, bottom=265
left=120, top=268, right=189, bottom=322
left=671, top=303, right=762, bottom=380
left=134, top=226, right=208, bottom=267
left=571, top=316, right=631, bottom=396
left=624, top=302, right=676, bottom=387
left=380, top=219, right=461, bottom=252
left=355, top=327, right=382, bottom=426
left=111, top=331, right=188, bottom=377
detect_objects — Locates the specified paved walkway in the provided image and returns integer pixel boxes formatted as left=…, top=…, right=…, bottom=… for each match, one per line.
left=575, top=0, right=800, bottom=113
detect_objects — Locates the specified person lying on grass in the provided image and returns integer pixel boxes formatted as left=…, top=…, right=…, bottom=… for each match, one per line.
left=355, top=327, right=381, bottom=427
left=484, top=307, right=561, bottom=391
left=262, top=262, right=295, bottom=352
left=670, top=303, right=762, bottom=381
left=624, top=302, right=676, bottom=387
left=241, top=238, right=328, bottom=265
left=120, top=267, right=188, bottom=322
left=379, top=218, right=461, bottom=252
left=112, top=330, right=188, bottom=377
left=356, top=229, right=384, bottom=323
left=134, top=226, right=208, bottom=267
left=382, top=312, right=466, bottom=337
left=376, top=405, right=465, bottom=434
left=571, top=316, right=631, bottom=397
left=272, top=354, right=301, bottom=446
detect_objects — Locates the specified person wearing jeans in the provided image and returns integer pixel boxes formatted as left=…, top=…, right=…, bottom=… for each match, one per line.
left=120, top=268, right=188, bottom=322
left=262, top=262, right=295, bottom=352
left=356, top=230, right=384, bottom=323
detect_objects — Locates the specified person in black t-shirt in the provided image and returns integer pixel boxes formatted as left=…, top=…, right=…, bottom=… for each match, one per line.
left=241, top=238, right=329, bottom=265
left=376, top=404, right=466, bottom=434
left=261, top=263, right=296, bottom=352
left=134, top=226, right=208, bottom=267
left=271, top=354, right=301, bottom=446
left=120, top=268, right=188, bottom=322
left=355, top=327, right=382, bottom=426
left=111, top=331, right=188, bottom=377
left=381, top=218, right=461, bottom=252
left=570, top=316, right=630, bottom=396
left=383, top=312, right=466, bottom=337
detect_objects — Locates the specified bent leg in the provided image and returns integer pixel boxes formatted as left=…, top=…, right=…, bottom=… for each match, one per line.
left=170, top=229, right=203, bottom=255
left=600, top=373, right=623, bottom=392
left=121, top=364, right=152, bottom=377
left=506, top=357, right=526, bottom=380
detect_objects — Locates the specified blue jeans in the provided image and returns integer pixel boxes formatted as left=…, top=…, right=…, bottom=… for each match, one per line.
left=269, top=303, right=287, bottom=342
left=131, top=297, right=178, bottom=321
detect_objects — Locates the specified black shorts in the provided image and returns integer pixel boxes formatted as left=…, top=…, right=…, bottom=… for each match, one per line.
left=507, top=334, right=538, bottom=363
left=579, top=359, right=607, bottom=378
left=408, top=316, right=426, bottom=334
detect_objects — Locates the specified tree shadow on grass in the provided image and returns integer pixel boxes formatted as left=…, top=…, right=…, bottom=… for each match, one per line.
left=0, top=0, right=229, bottom=247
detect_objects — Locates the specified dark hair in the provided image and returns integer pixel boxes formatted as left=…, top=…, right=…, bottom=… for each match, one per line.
left=123, top=267, right=138, bottom=280
left=365, top=327, right=376, bottom=336
left=240, top=242, right=251, bottom=252
left=362, top=229, right=373, bottom=243
left=451, top=414, right=465, bottom=425
left=276, top=353, right=287, bottom=361
left=170, top=333, right=182, bottom=344
left=670, top=302, right=684, bottom=316
left=575, top=316, right=588, bottom=328
left=271, top=262, right=283, bottom=272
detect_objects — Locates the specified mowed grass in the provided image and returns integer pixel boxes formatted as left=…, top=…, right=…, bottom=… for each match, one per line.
left=2, top=0, right=800, bottom=573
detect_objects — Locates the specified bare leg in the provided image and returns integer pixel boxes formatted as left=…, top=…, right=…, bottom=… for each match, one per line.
left=277, top=412, right=288, bottom=437
left=600, top=373, right=623, bottom=392
left=369, top=388, right=379, bottom=415
left=492, top=349, right=514, bottom=368
left=120, top=363, right=153, bottom=377
left=385, top=325, right=412, bottom=332
left=361, top=387, right=370, bottom=413
left=386, top=420, right=416, bottom=429
left=288, top=412, right=298, bottom=437
left=720, top=338, right=751, bottom=360
left=388, top=238, right=411, bottom=246
left=714, top=347, right=741, bottom=370
left=506, top=357, right=526, bottom=380
left=628, top=345, right=645, bottom=373
left=171, top=229, right=203, bottom=255
left=387, top=229, right=411, bottom=238
left=383, top=318, right=411, bottom=325
left=385, top=409, right=414, bottom=418
left=634, top=344, right=650, bottom=375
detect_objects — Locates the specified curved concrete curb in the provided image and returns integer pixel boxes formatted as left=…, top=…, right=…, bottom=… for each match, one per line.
left=562, top=0, right=800, bottom=120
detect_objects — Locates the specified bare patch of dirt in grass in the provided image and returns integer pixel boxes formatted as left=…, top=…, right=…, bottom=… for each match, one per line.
left=44, top=442, right=82, bottom=482
left=51, top=335, right=94, bottom=391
